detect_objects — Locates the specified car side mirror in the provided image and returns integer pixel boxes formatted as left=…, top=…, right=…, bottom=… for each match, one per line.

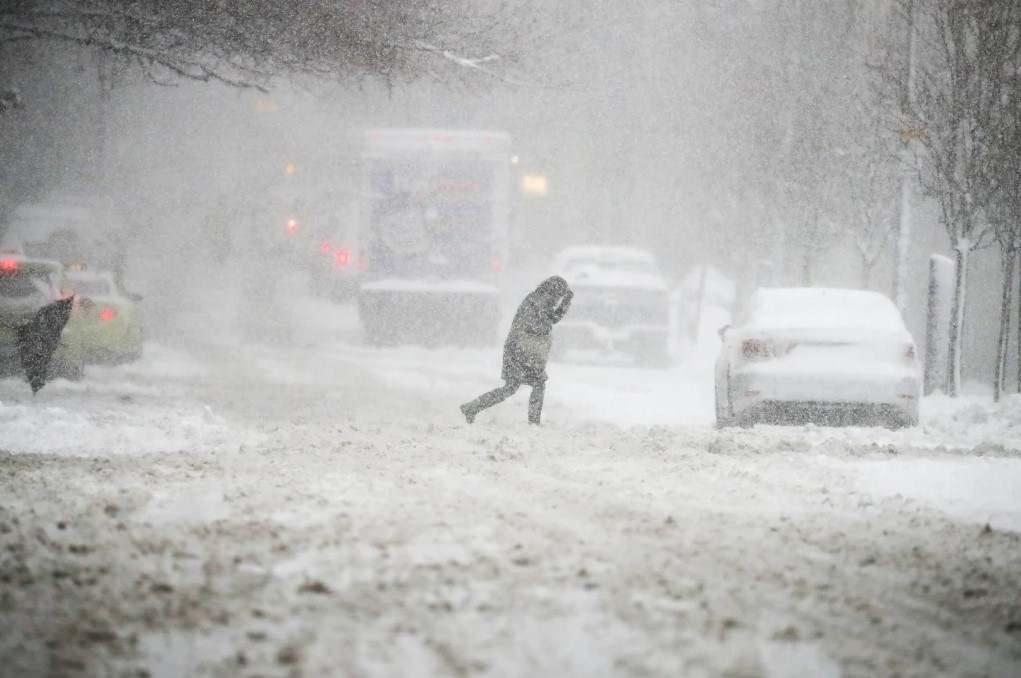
left=718, top=324, right=731, bottom=340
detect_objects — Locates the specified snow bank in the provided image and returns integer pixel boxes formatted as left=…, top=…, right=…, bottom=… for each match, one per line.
left=855, top=457, right=1021, bottom=532
left=0, top=398, right=261, bottom=456
left=0, top=342, right=260, bottom=457
left=921, top=391, right=1021, bottom=451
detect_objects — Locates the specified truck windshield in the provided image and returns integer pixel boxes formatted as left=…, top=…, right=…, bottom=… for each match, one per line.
left=366, top=154, right=494, bottom=279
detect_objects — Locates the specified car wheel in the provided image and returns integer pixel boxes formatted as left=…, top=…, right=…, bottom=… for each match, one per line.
left=50, top=357, right=84, bottom=382
left=117, top=350, right=143, bottom=365
left=714, top=383, right=732, bottom=429
left=888, top=413, right=918, bottom=430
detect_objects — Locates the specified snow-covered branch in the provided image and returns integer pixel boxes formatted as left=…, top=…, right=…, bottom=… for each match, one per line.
left=0, top=0, right=531, bottom=91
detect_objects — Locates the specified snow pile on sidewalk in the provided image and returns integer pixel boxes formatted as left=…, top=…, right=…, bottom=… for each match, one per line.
left=855, top=456, right=1021, bottom=532
left=0, top=397, right=261, bottom=456
left=921, top=391, right=1021, bottom=452
left=0, top=342, right=260, bottom=457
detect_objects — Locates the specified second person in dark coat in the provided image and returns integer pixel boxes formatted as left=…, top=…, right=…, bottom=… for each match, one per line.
left=460, top=276, right=573, bottom=425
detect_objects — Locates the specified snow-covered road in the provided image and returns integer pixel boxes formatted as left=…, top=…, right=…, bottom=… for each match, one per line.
left=1, top=297, right=1020, bottom=676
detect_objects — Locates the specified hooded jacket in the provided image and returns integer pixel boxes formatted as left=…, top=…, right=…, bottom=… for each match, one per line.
left=501, top=276, right=572, bottom=385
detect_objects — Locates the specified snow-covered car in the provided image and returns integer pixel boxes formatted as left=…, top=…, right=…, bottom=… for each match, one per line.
left=62, top=269, right=143, bottom=364
left=552, top=246, right=671, bottom=366
left=715, top=287, right=920, bottom=428
left=0, top=253, right=85, bottom=379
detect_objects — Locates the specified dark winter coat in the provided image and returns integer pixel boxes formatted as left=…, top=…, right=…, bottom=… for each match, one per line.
left=16, top=296, right=74, bottom=394
left=502, top=277, right=573, bottom=386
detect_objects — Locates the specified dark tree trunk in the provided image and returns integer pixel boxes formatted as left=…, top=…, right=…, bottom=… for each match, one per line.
left=945, top=244, right=969, bottom=397
left=1017, top=249, right=1021, bottom=393
left=994, top=247, right=1015, bottom=402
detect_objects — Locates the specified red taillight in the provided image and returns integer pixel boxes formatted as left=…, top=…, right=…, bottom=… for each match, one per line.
left=320, top=241, right=332, bottom=254
left=0, top=258, right=18, bottom=274
left=334, top=248, right=351, bottom=267
left=491, top=256, right=503, bottom=273
left=285, top=218, right=300, bottom=235
left=742, top=339, right=771, bottom=360
left=99, top=307, right=117, bottom=322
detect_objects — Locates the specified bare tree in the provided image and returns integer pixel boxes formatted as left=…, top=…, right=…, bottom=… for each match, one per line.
left=0, top=0, right=532, bottom=91
left=0, top=0, right=537, bottom=202
left=847, top=153, right=900, bottom=290
left=883, top=0, right=1020, bottom=396
left=991, top=214, right=1019, bottom=402
left=713, top=0, right=862, bottom=286
left=991, top=69, right=1021, bottom=401
left=834, top=87, right=902, bottom=290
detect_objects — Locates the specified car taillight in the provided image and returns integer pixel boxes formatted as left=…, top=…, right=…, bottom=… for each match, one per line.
left=320, top=241, right=332, bottom=254
left=491, top=256, right=503, bottom=273
left=99, top=307, right=117, bottom=322
left=0, top=258, right=18, bottom=274
left=742, top=339, right=771, bottom=360
left=334, top=248, right=351, bottom=267
left=286, top=218, right=300, bottom=235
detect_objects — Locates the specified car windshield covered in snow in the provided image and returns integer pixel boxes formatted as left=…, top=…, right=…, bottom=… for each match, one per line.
left=554, top=247, right=666, bottom=290
left=562, top=255, right=656, bottom=276
left=745, top=288, right=908, bottom=334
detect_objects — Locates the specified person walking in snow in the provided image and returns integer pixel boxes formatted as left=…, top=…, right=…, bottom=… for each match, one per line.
left=460, top=276, right=573, bottom=425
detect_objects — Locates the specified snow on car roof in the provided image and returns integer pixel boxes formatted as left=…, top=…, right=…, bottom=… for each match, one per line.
left=63, top=269, right=115, bottom=283
left=747, top=287, right=907, bottom=333
left=554, top=245, right=656, bottom=265
left=553, top=246, right=667, bottom=290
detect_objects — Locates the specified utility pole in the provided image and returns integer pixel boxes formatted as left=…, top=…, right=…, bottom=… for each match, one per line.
left=893, top=0, right=916, bottom=314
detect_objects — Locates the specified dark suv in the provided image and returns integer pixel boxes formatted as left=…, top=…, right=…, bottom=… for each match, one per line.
left=0, top=254, right=84, bottom=380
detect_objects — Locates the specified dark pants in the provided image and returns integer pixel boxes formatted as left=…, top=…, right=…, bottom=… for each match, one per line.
left=463, top=379, right=546, bottom=424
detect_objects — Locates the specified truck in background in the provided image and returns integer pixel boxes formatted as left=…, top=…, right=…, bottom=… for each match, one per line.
left=355, top=129, right=512, bottom=346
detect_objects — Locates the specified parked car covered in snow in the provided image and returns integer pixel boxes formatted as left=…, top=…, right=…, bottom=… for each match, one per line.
left=552, top=245, right=671, bottom=366
left=62, top=269, right=143, bottom=364
left=715, top=287, right=920, bottom=428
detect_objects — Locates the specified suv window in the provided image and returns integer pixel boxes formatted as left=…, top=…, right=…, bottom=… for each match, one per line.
left=0, top=274, right=47, bottom=299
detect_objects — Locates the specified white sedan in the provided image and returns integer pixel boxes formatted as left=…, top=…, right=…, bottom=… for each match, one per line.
left=715, top=288, right=920, bottom=428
